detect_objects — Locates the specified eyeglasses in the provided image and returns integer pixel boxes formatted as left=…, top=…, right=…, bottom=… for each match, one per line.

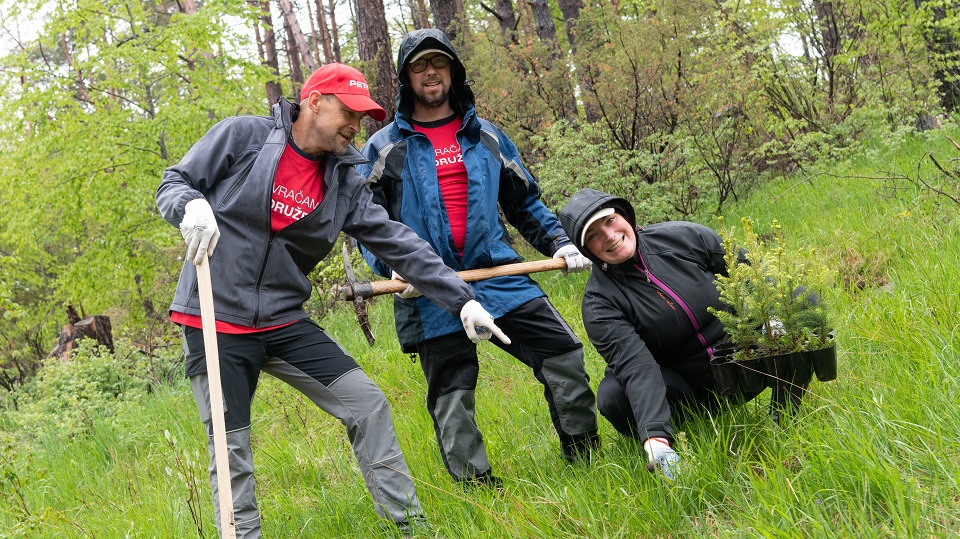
left=409, top=55, right=450, bottom=73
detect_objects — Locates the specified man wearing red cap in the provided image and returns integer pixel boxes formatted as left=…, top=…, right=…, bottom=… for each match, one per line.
left=157, top=62, right=508, bottom=537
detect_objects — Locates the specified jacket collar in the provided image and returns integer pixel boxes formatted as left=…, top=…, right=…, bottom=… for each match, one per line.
left=334, top=144, right=367, bottom=166
left=271, top=97, right=366, bottom=167
left=394, top=105, right=477, bottom=137
left=272, top=97, right=297, bottom=132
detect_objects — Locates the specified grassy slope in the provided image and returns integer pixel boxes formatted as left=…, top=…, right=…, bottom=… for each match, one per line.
left=2, top=130, right=959, bottom=538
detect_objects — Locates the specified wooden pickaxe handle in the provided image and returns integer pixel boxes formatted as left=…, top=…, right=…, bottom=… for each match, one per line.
left=340, top=257, right=570, bottom=301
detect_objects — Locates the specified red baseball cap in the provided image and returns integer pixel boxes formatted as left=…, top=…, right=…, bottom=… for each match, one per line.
left=300, top=63, right=387, bottom=121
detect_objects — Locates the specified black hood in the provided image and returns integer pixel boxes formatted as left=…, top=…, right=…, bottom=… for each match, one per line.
left=395, top=29, right=475, bottom=118
left=558, top=188, right=637, bottom=266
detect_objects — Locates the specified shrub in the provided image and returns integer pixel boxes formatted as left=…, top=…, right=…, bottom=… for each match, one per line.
left=4, top=338, right=180, bottom=438
left=531, top=121, right=676, bottom=223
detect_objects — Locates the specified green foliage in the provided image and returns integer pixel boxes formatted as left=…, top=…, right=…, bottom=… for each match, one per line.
left=570, top=4, right=695, bottom=165
left=0, top=0, right=274, bottom=376
left=2, top=0, right=954, bottom=387
left=0, top=435, right=50, bottom=535
left=710, top=217, right=832, bottom=358
left=4, top=338, right=181, bottom=438
left=472, top=0, right=955, bottom=216
left=466, top=28, right=569, bottom=159
left=575, top=0, right=771, bottom=213
left=530, top=120, right=676, bottom=222
left=914, top=0, right=960, bottom=106
left=471, top=1, right=777, bottom=218
left=750, top=0, right=940, bottom=168
left=162, top=429, right=206, bottom=537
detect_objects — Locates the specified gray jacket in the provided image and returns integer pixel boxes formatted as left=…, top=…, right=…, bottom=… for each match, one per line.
left=157, top=98, right=474, bottom=327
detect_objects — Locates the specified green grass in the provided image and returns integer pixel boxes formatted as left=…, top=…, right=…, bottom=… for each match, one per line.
left=3, top=129, right=960, bottom=537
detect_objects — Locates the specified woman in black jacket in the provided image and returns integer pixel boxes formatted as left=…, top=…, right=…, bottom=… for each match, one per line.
left=558, top=189, right=762, bottom=479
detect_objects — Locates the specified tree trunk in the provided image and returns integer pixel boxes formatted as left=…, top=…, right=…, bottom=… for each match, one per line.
left=415, top=0, right=432, bottom=29
left=59, top=33, right=92, bottom=104
left=180, top=0, right=198, bottom=14
left=314, top=0, right=334, bottom=63
left=283, top=14, right=305, bottom=92
left=329, top=0, right=342, bottom=62
left=305, top=0, right=321, bottom=66
left=518, top=0, right=536, bottom=44
left=557, top=0, right=596, bottom=120
left=278, top=0, right=318, bottom=73
left=529, top=0, right=561, bottom=61
left=175, top=0, right=217, bottom=104
left=493, top=0, right=518, bottom=45
left=257, top=0, right=283, bottom=106
left=429, top=0, right=462, bottom=40
left=917, top=0, right=960, bottom=112
left=557, top=0, right=582, bottom=51
left=528, top=0, right=577, bottom=118
left=354, top=0, right=397, bottom=129
left=406, top=0, right=431, bottom=29
left=812, top=0, right=840, bottom=107
left=455, top=0, right=470, bottom=38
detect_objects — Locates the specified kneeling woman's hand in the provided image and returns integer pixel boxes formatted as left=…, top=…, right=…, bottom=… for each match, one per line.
left=644, top=437, right=679, bottom=481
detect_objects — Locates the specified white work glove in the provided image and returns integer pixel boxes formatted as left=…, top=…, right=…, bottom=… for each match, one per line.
left=459, top=299, right=511, bottom=345
left=643, top=437, right=680, bottom=481
left=391, top=271, right=422, bottom=299
left=180, top=198, right=220, bottom=266
left=554, top=244, right=592, bottom=276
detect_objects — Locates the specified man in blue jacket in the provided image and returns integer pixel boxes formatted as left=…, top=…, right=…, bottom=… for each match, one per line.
left=157, top=62, right=507, bottom=537
left=358, top=30, right=599, bottom=488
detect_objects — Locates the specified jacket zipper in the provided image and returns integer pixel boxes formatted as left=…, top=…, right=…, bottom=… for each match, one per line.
left=251, top=141, right=290, bottom=327
left=633, top=248, right=713, bottom=358
left=251, top=236, right=275, bottom=327
left=252, top=159, right=341, bottom=326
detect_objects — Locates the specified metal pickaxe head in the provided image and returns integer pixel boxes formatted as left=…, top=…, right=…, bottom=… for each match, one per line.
left=341, top=239, right=376, bottom=346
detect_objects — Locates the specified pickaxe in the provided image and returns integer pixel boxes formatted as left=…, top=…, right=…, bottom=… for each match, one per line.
left=339, top=242, right=568, bottom=346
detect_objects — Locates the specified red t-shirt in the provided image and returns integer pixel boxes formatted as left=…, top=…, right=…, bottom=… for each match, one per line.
left=270, top=140, right=325, bottom=233
left=413, top=115, right=468, bottom=254
left=171, top=140, right=324, bottom=333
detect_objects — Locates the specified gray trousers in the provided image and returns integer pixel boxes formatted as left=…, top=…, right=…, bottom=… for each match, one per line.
left=183, top=320, right=422, bottom=538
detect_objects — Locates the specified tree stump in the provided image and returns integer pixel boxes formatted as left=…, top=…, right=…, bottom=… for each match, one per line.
left=49, top=315, right=114, bottom=360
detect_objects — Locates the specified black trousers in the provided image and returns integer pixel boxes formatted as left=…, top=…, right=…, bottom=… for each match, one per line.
left=415, top=296, right=599, bottom=480
left=597, top=364, right=762, bottom=440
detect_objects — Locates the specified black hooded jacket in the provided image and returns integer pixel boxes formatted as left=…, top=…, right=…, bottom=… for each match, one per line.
left=394, top=28, right=475, bottom=118
left=558, top=189, right=733, bottom=440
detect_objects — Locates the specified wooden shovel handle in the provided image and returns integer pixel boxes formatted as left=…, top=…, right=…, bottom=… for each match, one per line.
left=196, top=256, right=237, bottom=538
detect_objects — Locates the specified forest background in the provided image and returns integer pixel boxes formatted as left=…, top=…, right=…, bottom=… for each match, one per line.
left=1, top=0, right=958, bottom=386
left=0, top=0, right=959, bottom=536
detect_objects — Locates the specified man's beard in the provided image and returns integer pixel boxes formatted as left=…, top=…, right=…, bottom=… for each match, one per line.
left=415, top=85, right=450, bottom=108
